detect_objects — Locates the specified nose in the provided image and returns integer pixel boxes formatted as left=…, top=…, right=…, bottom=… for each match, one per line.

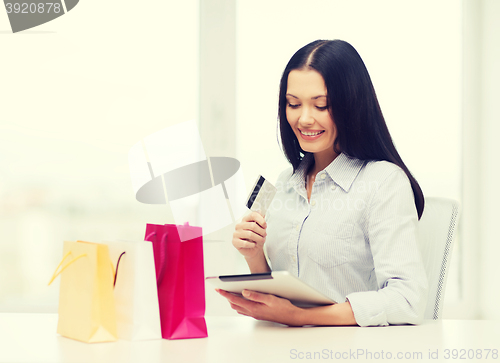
left=298, top=106, right=314, bottom=126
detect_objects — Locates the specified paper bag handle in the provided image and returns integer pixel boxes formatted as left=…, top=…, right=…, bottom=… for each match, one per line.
left=146, top=230, right=168, bottom=284
left=48, top=251, right=87, bottom=286
left=113, top=252, right=126, bottom=287
left=145, top=231, right=158, bottom=241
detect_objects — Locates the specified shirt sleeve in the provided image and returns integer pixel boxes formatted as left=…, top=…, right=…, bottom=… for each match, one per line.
left=345, top=168, right=428, bottom=326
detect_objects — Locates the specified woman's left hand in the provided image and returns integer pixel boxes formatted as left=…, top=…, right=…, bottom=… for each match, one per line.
left=216, top=289, right=305, bottom=326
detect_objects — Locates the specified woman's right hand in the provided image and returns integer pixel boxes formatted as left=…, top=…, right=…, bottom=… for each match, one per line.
left=232, top=212, right=267, bottom=260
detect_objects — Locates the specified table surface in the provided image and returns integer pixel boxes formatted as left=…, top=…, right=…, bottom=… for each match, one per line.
left=0, top=314, right=499, bottom=363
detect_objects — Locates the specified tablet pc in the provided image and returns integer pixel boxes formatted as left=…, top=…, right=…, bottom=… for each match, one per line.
left=206, top=271, right=336, bottom=307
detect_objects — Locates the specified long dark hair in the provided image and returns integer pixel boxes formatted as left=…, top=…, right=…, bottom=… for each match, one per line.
left=278, top=40, right=424, bottom=219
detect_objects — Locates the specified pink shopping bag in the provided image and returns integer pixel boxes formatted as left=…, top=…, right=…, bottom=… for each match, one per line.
left=145, top=223, right=208, bottom=340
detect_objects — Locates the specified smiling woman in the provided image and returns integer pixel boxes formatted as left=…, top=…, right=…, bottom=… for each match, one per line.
left=285, top=69, right=339, bottom=178
left=223, top=39, right=428, bottom=327
left=278, top=40, right=424, bottom=217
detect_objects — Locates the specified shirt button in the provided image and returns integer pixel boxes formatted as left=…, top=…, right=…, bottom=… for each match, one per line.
left=331, top=184, right=336, bottom=190
left=320, top=173, right=326, bottom=180
left=311, top=200, right=316, bottom=206
left=295, top=224, right=300, bottom=231
left=292, top=256, right=297, bottom=262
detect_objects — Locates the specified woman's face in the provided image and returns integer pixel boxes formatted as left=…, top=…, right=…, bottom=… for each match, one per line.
left=286, top=69, right=338, bottom=162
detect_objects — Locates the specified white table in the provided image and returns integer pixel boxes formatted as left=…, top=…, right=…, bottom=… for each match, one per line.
left=0, top=314, right=498, bottom=363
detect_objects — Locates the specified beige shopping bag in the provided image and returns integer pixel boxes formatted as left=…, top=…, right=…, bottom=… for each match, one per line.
left=48, top=240, right=117, bottom=343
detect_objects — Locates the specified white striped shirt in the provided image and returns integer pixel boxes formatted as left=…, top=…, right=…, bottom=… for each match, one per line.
left=265, top=152, right=428, bottom=326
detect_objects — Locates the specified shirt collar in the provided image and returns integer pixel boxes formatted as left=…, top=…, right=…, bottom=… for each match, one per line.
left=286, top=152, right=365, bottom=193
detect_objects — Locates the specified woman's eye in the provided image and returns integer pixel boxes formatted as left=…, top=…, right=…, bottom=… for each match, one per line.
left=287, top=103, right=300, bottom=109
left=316, top=106, right=328, bottom=111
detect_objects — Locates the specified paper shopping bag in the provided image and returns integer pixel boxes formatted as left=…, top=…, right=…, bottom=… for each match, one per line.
left=103, top=240, right=162, bottom=341
left=145, top=223, right=208, bottom=340
left=48, top=240, right=117, bottom=343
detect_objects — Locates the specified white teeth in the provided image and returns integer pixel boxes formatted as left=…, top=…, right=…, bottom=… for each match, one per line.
left=301, top=130, right=324, bottom=136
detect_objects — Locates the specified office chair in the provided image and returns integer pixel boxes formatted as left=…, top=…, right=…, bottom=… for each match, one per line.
left=417, top=197, right=460, bottom=320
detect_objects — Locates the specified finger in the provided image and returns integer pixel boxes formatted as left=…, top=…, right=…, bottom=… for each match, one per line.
left=218, top=289, right=263, bottom=310
left=241, top=221, right=267, bottom=238
left=242, top=289, right=273, bottom=305
left=217, top=289, right=248, bottom=304
left=232, top=238, right=256, bottom=249
left=233, top=230, right=266, bottom=245
left=229, top=302, right=251, bottom=316
left=234, top=219, right=266, bottom=238
left=221, top=293, right=253, bottom=316
left=248, top=212, right=267, bottom=230
left=241, top=212, right=267, bottom=229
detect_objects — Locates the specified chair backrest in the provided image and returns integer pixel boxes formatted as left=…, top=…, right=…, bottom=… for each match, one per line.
left=417, top=197, right=460, bottom=320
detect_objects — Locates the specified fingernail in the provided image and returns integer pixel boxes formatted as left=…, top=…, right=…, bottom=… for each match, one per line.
left=242, top=290, right=250, bottom=297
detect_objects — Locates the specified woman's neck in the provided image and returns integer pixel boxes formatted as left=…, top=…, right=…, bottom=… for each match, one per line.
left=309, top=149, right=339, bottom=177
left=305, top=150, right=339, bottom=201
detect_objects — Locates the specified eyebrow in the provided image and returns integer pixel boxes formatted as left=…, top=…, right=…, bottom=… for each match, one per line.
left=286, top=93, right=327, bottom=100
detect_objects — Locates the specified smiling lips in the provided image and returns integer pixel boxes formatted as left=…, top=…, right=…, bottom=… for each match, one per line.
left=299, top=129, right=325, bottom=140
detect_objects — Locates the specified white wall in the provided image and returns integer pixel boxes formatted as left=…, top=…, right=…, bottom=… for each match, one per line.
left=456, top=0, right=500, bottom=320
left=476, top=0, right=500, bottom=319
